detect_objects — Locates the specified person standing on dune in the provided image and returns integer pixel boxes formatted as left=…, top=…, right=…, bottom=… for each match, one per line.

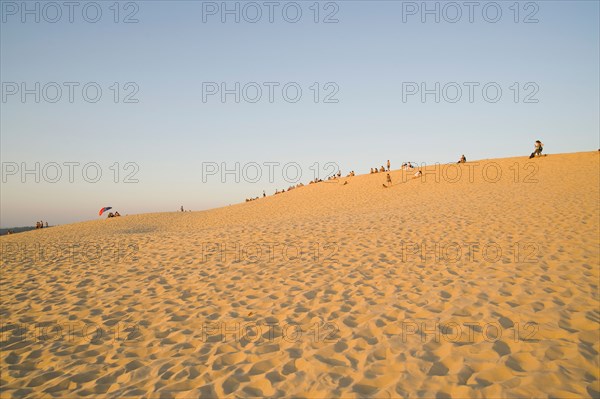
left=385, top=173, right=392, bottom=188
left=387, top=160, right=391, bottom=171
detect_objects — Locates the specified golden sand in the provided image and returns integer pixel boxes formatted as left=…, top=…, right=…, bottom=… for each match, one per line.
left=1, top=151, right=599, bottom=398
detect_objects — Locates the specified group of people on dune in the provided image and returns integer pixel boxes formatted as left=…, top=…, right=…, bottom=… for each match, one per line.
left=381, top=160, right=422, bottom=188
left=35, top=221, right=48, bottom=229
left=370, top=160, right=392, bottom=174
left=246, top=183, right=307, bottom=201
left=245, top=170, right=358, bottom=201
left=246, top=140, right=545, bottom=199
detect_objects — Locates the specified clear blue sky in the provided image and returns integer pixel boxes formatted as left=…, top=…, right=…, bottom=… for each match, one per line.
left=1, top=0, right=599, bottom=227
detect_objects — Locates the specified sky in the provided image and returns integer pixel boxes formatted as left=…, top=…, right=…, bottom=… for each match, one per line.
left=1, top=0, right=599, bottom=227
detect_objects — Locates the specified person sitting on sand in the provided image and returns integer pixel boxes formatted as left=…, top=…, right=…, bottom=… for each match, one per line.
left=114, top=211, right=121, bottom=217
left=107, top=212, right=114, bottom=218
left=458, top=154, right=466, bottom=163
left=413, top=170, right=422, bottom=179
left=530, top=140, right=544, bottom=158
left=380, top=166, right=385, bottom=172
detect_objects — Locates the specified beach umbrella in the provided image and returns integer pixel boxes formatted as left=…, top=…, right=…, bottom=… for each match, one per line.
left=98, top=207, right=112, bottom=216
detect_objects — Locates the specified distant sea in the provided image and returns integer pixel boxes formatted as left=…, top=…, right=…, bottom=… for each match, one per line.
left=0, top=227, right=39, bottom=236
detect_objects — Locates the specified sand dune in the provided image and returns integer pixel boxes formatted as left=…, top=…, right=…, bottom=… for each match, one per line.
left=1, top=151, right=599, bottom=398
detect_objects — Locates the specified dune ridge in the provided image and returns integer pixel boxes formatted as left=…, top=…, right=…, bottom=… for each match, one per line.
left=1, top=151, right=599, bottom=398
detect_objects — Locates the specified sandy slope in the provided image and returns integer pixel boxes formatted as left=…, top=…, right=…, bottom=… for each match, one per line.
left=1, top=151, right=599, bottom=398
